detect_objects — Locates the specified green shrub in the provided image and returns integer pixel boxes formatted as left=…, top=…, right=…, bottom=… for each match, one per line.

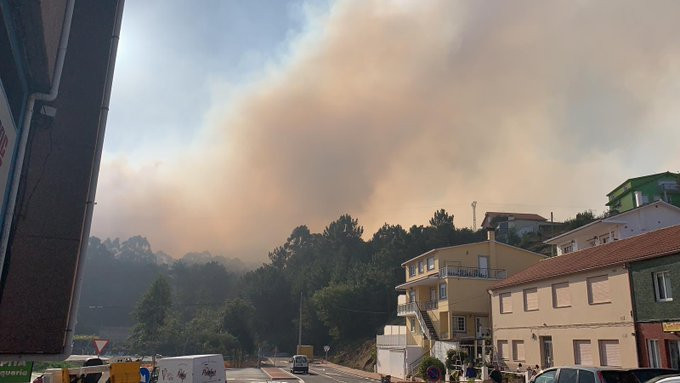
left=417, top=356, right=446, bottom=380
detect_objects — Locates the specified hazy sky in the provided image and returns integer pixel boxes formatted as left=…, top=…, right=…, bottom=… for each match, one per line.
left=92, top=0, right=680, bottom=260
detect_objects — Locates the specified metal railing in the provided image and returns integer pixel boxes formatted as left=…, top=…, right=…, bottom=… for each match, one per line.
left=421, top=300, right=438, bottom=310
left=396, top=301, right=437, bottom=341
left=397, top=301, right=418, bottom=315
left=439, top=265, right=507, bottom=280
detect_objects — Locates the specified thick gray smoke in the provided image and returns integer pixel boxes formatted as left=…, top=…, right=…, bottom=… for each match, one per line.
left=93, top=0, right=680, bottom=259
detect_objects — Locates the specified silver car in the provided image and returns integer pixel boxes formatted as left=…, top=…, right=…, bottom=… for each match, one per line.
left=532, top=367, right=638, bottom=383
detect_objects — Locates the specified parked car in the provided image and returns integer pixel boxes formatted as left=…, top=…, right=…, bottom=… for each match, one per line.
left=531, top=367, right=638, bottom=383
left=626, top=369, right=679, bottom=383
left=642, top=374, right=680, bottom=383
left=289, top=355, right=309, bottom=374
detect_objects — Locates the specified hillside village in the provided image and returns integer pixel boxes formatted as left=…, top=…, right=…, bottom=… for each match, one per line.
left=376, top=171, right=680, bottom=379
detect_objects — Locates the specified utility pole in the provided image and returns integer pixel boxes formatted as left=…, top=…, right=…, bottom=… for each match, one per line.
left=550, top=212, right=554, bottom=257
left=471, top=201, right=478, bottom=230
left=298, top=291, right=302, bottom=348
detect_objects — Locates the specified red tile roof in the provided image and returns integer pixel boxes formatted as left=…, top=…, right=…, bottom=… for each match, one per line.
left=491, top=224, right=680, bottom=290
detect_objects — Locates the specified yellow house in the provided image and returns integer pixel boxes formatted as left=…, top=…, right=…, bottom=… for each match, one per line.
left=395, top=230, right=546, bottom=361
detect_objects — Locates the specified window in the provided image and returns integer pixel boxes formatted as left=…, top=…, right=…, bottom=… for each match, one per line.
left=573, top=340, right=593, bottom=365
left=588, top=275, right=611, bottom=304
left=409, top=264, right=416, bottom=277
left=512, top=340, right=525, bottom=361
left=534, top=369, right=556, bottom=383
left=418, top=261, right=424, bottom=273
left=409, top=290, right=415, bottom=303
left=552, top=282, right=571, bottom=308
left=524, top=288, right=538, bottom=311
left=599, top=340, right=621, bottom=366
left=439, top=283, right=447, bottom=300
left=578, top=370, right=595, bottom=383
left=557, top=368, right=577, bottom=383
left=497, top=340, right=509, bottom=360
left=453, top=316, right=466, bottom=332
left=654, top=271, right=673, bottom=301
left=648, top=340, right=661, bottom=368
left=427, top=257, right=435, bottom=271
left=500, top=292, right=513, bottom=313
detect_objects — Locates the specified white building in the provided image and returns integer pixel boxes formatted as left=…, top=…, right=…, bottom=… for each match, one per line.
left=545, top=201, right=680, bottom=256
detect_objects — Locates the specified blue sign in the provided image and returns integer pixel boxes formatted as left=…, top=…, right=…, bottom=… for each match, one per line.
left=140, top=368, right=151, bottom=383
left=426, top=366, right=441, bottom=382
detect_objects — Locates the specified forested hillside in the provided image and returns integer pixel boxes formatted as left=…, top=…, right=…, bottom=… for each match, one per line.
left=78, top=209, right=596, bottom=357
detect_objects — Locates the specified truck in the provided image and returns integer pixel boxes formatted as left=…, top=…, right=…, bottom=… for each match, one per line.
left=157, top=355, right=226, bottom=383
left=296, top=345, right=314, bottom=361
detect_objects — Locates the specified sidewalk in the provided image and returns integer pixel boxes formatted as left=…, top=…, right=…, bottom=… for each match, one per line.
left=317, top=360, right=426, bottom=383
left=318, top=361, right=382, bottom=380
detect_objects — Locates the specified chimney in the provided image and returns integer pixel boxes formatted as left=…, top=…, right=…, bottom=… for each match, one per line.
left=487, top=228, right=496, bottom=241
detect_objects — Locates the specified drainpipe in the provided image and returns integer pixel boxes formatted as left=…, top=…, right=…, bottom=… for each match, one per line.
left=65, top=0, right=126, bottom=356
left=626, top=262, right=642, bottom=367
left=0, top=0, right=76, bottom=283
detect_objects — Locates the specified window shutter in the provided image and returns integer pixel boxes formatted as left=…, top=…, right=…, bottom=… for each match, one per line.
left=500, top=293, right=512, bottom=313
left=573, top=340, right=593, bottom=365
left=588, top=276, right=611, bottom=304
left=512, top=341, right=525, bottom=361
left=599, top=340, right=620, bottom=366
left=552, top=283, right=571, bottom=307
left=524, top=288, right=538, bottom=311
left=498, top=340, right=509, bottom=360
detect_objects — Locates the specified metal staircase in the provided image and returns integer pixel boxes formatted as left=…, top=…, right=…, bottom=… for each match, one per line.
left=419, top=309, right=439, bottom=341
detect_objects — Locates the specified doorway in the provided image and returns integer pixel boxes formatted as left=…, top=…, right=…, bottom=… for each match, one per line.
left=540, top=336, right=554, bottom=368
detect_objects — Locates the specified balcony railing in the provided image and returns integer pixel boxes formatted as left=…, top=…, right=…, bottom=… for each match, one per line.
left=421, top=300, right=438, bottom=311
left=439, top=265, right=507, bottom=280
left=397, top=301, right=418, bottom=316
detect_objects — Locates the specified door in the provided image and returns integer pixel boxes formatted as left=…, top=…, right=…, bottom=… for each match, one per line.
left=478, top=256, right=489, bottom=278
left=430, top=288, right=437, bottom=302
left=540, top=336, right=554, bottom=368
left=475, top=317, right=489, bottom=338
left=668, top=340, right=679, bottom=370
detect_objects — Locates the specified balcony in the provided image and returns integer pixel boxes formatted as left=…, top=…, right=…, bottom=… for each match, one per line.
left=397, top=300, right=439, bottom=317
left=439, top=265, right=507, bottom=280
left=397, top=301, right=418, bottom=316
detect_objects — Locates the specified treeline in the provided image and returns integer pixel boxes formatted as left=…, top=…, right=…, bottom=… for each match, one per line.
left=125, top=209, right=485, bottom=356
left=86, top=208, right=598, bottom=357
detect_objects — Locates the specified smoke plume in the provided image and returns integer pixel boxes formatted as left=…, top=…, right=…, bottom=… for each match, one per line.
left=93, top=0, right=680, bottom=259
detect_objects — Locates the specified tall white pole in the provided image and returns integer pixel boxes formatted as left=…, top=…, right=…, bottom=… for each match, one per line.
left=471, top=201, right=478, bottom=230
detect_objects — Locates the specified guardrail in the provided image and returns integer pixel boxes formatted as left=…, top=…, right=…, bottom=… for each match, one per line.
left=439, top=266, right=507, bottom=280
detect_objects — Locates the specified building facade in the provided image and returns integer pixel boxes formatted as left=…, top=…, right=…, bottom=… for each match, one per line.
left=491, top=224, right=680, bottom=370
left=630, top=253, right=680, bottom=369
left=392, top=231, right=545, bottom=367
left=607, top=172, right=680, bottom=214
left=545, top=201, right=680, bottom=256
left=481, top=212, right=548, bottom=243
left=490, top=267, right=637, bottom=369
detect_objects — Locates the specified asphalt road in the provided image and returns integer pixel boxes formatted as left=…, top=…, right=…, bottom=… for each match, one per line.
left=226, top=362, right=378, bottom=383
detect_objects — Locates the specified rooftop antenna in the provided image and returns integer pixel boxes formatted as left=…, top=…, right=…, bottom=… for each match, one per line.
left=471, top=201, right=478, bottom=230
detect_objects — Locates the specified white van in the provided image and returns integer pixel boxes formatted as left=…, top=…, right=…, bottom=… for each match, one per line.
left=289, top=355, right=309, bottom=374
left=157, top=355, right=226, bottom=383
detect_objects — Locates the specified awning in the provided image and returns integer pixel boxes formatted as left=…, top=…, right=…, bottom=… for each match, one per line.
left=395, top=274, right=440, bottom=291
